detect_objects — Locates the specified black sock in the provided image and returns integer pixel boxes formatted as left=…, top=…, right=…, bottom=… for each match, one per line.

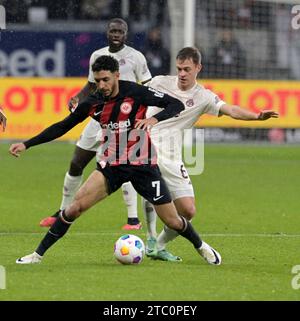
left=127, top=217, right=140, bottom=225
left=176, top=216, right=202, bottom=249
left=36, top=210, right=73, bottom=256
left=51, top=210, right=61, bottom=218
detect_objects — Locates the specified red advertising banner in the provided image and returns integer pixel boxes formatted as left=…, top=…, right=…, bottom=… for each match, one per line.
left=1, top=78, right=300, bottom=140
left=0, top=78, right=87, bottom=140
left=196, top=80, right=300, bottom=128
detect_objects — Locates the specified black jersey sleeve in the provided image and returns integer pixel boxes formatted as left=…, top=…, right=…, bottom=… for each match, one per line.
left=138, top=85, right=184, bottom=122
left=23, top=101, right=91, bottom=149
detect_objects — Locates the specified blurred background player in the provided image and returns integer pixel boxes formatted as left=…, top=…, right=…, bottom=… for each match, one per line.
left=142, top=27, right=171, bottom=77
left=143, top=47, right=278, bottom=261
left=39, top=18, right=152, bottom=230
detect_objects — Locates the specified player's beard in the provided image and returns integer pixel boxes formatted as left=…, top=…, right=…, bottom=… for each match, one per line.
left=102, top=83, right=117, bottom=101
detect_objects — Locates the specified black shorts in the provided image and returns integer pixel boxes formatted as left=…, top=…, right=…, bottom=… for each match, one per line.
left=96, top=163, right=172, bottom=205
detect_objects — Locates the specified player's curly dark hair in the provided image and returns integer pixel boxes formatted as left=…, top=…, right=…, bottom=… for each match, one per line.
left=92, top=55, right=119, bottom=73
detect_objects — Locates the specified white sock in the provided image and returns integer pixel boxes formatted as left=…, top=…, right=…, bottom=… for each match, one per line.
left=59, top=172, right=83, bottom=210
left=142, top=198, right=157, bottom=239
left=157, top=218, right=194, bottom=251
left=121, top=182, right=138, bottom=219
left=156, top=226, right=179, bottom=251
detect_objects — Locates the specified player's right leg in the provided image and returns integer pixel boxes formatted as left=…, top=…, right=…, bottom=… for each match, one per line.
left=39, top=146, right=96, bottom=227
left=17, top=170, right=109, bottom=264
left=141, top=198, right=157, bottom=255
left=121, top=182, right=142, bottom=230
left=142, top=161, right=195, bottom=260
left=132, top=165, right=221, bottom=265
left=142, top=197, right=196, bottom=257
left=155, top=196, right=196, bottom=246
left=154, top=203, right=221, bottom=265
left=39, top=119, right=99, bottom=227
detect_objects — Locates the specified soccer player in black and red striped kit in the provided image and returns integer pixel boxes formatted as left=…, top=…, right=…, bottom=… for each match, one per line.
left=10, top=55, right=221, bottom=265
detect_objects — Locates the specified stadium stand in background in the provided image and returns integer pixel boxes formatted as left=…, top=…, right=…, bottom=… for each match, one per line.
left=2, top=0, right=299, bottom=80
left=1, top=0, right=300, bottom=143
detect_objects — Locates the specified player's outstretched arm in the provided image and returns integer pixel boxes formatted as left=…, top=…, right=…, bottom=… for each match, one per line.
left=0, top=107, right=7, bottom=132
left=220, top=104, right=279, bottom=121
left=8, top=113, right=84, bottom=158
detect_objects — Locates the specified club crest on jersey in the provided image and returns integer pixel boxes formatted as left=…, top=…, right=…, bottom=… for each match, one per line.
left=120, top=102, right=132, bottom=114
left=186, top=99, right=194, bottom=107
left=215, top=96, right=221, bottom=104
left=119, top=59, right=126, bottom=66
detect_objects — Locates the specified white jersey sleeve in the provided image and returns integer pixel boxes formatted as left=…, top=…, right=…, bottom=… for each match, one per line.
left=133, top=51, right=152, bottom=83
left=88, top=51, right=98, bottom=83
left=201, top=88, right=226, bottom=116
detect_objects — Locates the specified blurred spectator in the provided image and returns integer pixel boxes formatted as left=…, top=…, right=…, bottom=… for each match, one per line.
left=208, top=30, right=246, bottom=79
left=2, top=0, right=29, bottom=23
left=129, top=0, right=168, bottom=27
left=214, top=1, right=237, bottom=28
left=142, top=27, right=170, bottom=76
left=49, top=0, right=81, bottom=20
left=80, top=0, right=115, bottom=20
left=249, top=0, right=271, bottom=29
left=237, top=0, right=252, bottom=28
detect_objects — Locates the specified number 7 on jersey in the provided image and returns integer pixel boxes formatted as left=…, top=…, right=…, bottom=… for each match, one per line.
left=152, top=181, right=161, bottom=197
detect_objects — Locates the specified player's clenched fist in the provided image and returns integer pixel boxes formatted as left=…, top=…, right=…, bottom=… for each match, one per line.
left=9, top=143, right=26, bottom=157
left=68, top=96, right=79, bottom=112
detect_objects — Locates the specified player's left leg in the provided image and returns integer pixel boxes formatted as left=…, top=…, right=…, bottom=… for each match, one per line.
left=156, top=196, right=196, bottom=249
left=142, top=161, right=196, bottom=260
left=131, top=165, right=221, bottom=264
left=154, top=203, right=221, bottom=265
left=141, top=198, right=157, bottom=255
left=17, top=170, right=109, bottom=264
left=121, top=182, right=142, bottom=230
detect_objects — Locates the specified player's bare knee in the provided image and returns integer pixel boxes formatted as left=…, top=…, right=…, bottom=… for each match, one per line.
left=181, top=205, right=196, bottom=220
left=164, top=217, right=183, bottom=231
left=67, top=202, right=83, bottom=219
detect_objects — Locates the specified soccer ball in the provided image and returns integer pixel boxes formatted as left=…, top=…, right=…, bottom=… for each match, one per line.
left=114, top=234, right=145, bottom=265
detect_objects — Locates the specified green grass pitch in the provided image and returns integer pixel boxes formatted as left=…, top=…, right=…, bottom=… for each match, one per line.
left=0, top=142, right=299, bottom=301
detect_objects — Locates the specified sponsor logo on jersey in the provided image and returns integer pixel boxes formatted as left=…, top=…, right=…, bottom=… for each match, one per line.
left=120, top=102, right=132, bottom=114
left=215, top=96, right=221, bottom=104
left=186, top=99, right=194, bottom=107
left=102, top=118, right=131, bottom=131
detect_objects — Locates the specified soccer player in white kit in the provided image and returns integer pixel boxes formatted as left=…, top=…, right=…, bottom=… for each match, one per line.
left=39, top=18, right=152, bottom=230
left=143, top=47, right=278, bottom=261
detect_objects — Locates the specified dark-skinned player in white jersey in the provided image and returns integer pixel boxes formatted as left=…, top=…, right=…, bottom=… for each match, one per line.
left=39, top=18, right=151, bottom=230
